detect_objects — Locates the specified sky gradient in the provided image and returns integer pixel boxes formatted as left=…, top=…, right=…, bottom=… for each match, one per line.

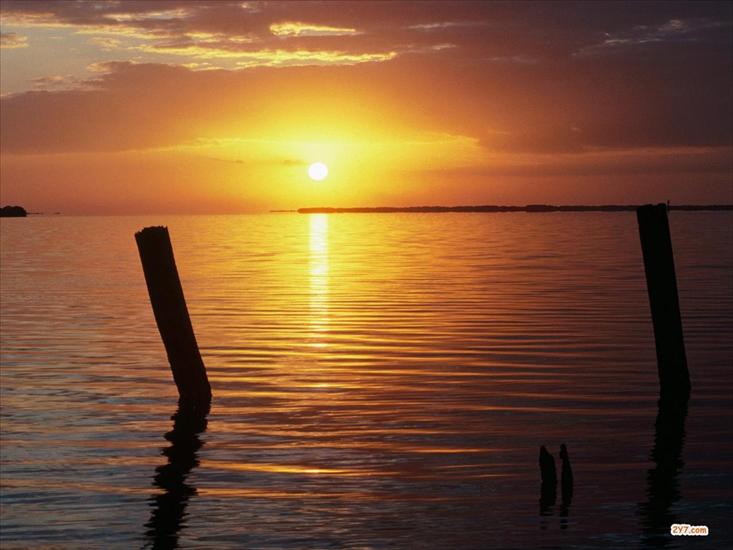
left=1, top=0, right=731, bottom=214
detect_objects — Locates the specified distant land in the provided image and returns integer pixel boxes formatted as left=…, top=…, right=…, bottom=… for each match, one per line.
left=0, top=205, right=27, bottom=217
left=296, top=204, right=733, bottom=214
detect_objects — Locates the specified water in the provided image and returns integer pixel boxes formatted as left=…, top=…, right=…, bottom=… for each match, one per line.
left=1, top=212, right=731, bottom=549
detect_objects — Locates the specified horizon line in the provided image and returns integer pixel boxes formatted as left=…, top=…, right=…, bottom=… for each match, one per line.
left=295, top=203, right=733, bottom=214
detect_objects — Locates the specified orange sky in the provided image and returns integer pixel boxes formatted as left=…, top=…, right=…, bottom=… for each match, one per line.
left=1, top=1, right=731, bottom=214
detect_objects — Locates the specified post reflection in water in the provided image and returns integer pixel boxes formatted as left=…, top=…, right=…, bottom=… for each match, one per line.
left=308, top=214, right=329, bottom=348
left=638, top=400, right=688, bottom=548
left=144, top=405, right=209, bottom=550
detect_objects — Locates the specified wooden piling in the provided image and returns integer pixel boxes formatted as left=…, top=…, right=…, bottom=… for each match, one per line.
left=636, top=204, right=690, bottom=404
left=135, top=226, right=211, bottom=408
left=539, top=445, right=557, bottom=486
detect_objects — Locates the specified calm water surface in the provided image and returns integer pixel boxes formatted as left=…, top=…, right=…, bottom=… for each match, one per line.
left=1, top=213, right=732, bottom=549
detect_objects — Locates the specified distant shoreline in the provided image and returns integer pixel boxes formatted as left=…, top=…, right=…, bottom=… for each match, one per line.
left=296, top=204, right=733, bottom=214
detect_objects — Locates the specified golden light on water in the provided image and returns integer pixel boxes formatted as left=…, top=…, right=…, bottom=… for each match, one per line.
left=309, top=214, right=329, bottom=346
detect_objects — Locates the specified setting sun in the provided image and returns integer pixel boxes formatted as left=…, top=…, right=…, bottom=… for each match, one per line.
left=308, top=162, right=329, bottom=181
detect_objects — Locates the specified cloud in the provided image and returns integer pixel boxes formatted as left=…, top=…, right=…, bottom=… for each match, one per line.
left=0, top=61, right=418, bottom=153
left=202, top=155, right=307, bottom=166
left=102, top=8, right=195, bottom=23
left=270, top=22, right=361, bottom=37
left=1, top=2, right=731, bottom=158
left=30, top=74, right=88, bottom=92
left=185, top=32, right=252, bottom=44
left=134, top=42, right=397, bottom=66
left=87, top=36, right=123, bottom=51
left=2, top=52, right=730, bottom=158
left=232, top=49, right=397, bottom=67
left=403, top=43, right=456, bottom=55
left=0, top=2, right=419, bottom=70
left=576, top=17, right=733, bottom=56
left=0, top=32, right=28, bottom=48
left=427, top=146, right=733, bottom=178
left=481, top=105, right=733, bottom=154
left=3, top=1, right=725, bottom=76
left=408, top=21, right=487, bottom=31
left=487, top=55, right=538, bottom=64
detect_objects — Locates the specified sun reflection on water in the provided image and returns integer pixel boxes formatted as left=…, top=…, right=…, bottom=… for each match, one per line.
left=308, top=214, right=329, bottom=346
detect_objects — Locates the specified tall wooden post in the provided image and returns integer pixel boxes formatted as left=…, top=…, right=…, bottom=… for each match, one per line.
left=135, top=226, right=211, bottom=408
left=636, top=204, right=690, bottom=405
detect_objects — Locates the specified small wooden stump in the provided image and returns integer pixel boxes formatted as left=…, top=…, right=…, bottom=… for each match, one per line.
left=560, top=443, right=573, bottom=504
left=135, top=226, right=211, bottom=408
left=539, top=445, right=557, bottom=510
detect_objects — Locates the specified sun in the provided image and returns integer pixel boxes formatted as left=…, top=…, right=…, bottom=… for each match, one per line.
left=308, top=162, right=329, bottom=181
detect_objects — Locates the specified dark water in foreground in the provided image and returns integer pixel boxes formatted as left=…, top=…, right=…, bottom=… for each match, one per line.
left=1, top=212, right=732, bottom=549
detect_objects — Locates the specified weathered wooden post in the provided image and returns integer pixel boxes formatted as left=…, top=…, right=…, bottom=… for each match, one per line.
left=135, top=226, right=211, bottom=408
left=636, top=204, right=690, bottom=405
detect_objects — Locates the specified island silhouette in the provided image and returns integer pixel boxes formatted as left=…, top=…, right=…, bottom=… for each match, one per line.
left=0, top=205, right=27, bottom=217
left=296, top=204, right=733, bottom=214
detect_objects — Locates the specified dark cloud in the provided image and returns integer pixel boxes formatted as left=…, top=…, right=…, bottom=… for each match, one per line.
left=1, top=1, right=731, bottom=156
left=429, top=147, right=733, bottom=178
left=575, top=16, right=732, bottom=57
left=2, top=1, right=730, bottom=56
